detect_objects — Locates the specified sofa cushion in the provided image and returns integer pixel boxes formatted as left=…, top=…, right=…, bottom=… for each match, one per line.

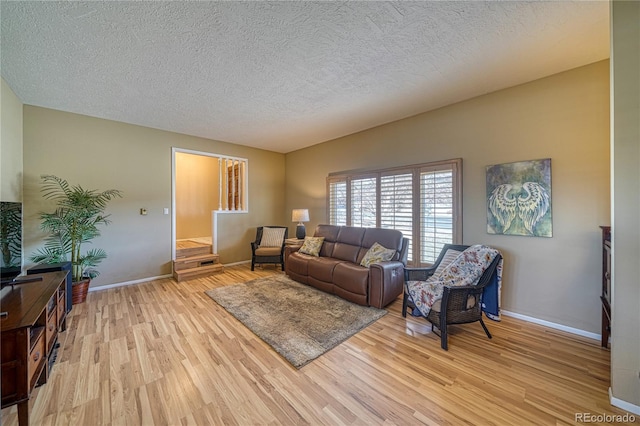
left=308, top=257, right=344, bottom=283
left=287, top=252, right=312, bottom=276
left=361, top=228, right=404, bottom=261
left=332, top=227, right=365, bottom=263
left=255, top=247, right=282, bottom=256
left=333, top=262, right=369, bottom=298
left=360, top=242, right=396, bottom=267
left=259, top=227, right=286, bottom=247
left=314, top=224, right=341, bottom=257
left=308, top=276, right=334, bottom=295
left=298, top=237, right=324, bottom=256
left=333, top=243, right=360, bottom=263
left=336, top=226, right=366, bottom=245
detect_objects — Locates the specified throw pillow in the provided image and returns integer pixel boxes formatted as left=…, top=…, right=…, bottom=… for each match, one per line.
left=360, top=242, right=396, bottom=268
left=433, top=249, right=462, bottom=277
left=298, top=236, right=324, bottom=256
left=259, top=227, right=286, bottom=248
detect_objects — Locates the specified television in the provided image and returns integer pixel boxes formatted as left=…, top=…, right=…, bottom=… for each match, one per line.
left=1, top=201, right=22, bottom=283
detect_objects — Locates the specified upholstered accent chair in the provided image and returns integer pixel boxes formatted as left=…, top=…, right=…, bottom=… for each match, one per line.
left=250, top=226, right=288, bottom=271
left=403, top=244, right=502, bottom=350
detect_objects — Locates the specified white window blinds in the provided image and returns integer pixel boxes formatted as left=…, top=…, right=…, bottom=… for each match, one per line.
left=329, top=180, right=347, bottom=226
left=350, top=177, right=377, bottom=228
left=327, top=159, right=461, bottom=266
left=381, top=172, right=413, bottom=260
left=420, top=168, right=454, bottom=264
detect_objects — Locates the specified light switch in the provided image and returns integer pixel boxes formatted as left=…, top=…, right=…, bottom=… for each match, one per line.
left=163, top=208, right=169, bottom=215
left=140, top=208, right=147, bottom=215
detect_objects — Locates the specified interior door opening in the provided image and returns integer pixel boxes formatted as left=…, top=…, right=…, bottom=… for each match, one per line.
left=171, top=148, right=248, bottom=261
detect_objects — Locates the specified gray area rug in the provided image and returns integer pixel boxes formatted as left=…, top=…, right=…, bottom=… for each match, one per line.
left=205, top=274, right=387, bottom=368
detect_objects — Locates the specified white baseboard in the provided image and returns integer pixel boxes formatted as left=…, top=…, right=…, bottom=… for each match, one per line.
left=610, top=388, right=640, bottom=416
left=88, top=274, right=173, bottom=292
left=224, top=260, right=251, bottom=267
left=501, top=310, right=600, bottom=341
left=87, top=261, right=253, bottom=292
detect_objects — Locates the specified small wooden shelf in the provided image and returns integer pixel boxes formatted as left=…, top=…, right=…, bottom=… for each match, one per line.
left=29, top=326, right=45, bottom=351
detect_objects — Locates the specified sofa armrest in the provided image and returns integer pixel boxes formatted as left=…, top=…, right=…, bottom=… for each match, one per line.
left=369, top=261, right=405, bottom=308
left=284, top=245, right=302, bottom=273
left=284, top=245, right=301, bottom=256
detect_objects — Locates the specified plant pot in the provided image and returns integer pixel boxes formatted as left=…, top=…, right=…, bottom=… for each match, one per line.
left=72, top=278, right=90, bottom=304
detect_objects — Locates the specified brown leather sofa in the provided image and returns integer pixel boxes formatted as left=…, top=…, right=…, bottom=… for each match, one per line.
left=285, top=225, right=409, bottom=308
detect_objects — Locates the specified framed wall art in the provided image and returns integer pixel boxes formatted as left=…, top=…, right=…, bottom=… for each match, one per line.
left=486, top=158, right=552, bottom=237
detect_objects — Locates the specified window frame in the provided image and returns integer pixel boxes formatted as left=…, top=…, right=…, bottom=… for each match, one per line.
left=326, top=158, right=462, bottom=266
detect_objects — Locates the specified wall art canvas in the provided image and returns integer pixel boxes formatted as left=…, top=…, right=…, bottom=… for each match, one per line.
left=486, top=158, right=552, bottom=237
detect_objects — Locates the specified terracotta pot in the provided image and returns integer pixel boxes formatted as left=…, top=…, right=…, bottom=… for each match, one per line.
left=72, top=278, right=90, bottom=304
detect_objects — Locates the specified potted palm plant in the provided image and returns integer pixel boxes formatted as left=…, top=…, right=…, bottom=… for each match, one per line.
left=30, top=175, right=122, bottom=303
left=1, top=201, right=22, bottom=279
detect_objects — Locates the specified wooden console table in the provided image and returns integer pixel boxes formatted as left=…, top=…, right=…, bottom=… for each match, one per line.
left=1, top=271, right=67, bottom=426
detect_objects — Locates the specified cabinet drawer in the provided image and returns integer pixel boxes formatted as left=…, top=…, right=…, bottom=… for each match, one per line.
left=28, top=333, right=45, bottom=389
left=57, top=295, right=65, bottom=326
left=46, top=310, right=58, bottom=353
left=47, top=296, right=56, bottom=317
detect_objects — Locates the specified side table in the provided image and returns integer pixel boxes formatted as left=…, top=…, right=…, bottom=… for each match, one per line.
left=285, top=238, right=305, bottom=248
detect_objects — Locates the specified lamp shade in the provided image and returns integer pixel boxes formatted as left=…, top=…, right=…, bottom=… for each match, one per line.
left=292, top=209, right=309, bottom=223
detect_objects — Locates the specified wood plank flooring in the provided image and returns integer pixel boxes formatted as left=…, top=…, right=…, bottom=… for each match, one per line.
left=1, top=264, right=635, bottom=425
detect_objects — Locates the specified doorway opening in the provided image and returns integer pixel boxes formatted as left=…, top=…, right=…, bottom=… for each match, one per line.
left=171, top=148, right=248, bottom=261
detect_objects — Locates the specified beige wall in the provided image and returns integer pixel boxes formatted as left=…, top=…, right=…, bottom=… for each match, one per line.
left=610, top=0, right=640, bottom=411
left=23, top=106, right=285, bottom=287
left=286, top=60, right=610, bottom=334
left=175, top=152, right=219, bottom=240
left=1, top=77, right=23, bottom=202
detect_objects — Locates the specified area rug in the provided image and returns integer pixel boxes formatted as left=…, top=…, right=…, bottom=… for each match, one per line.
left=205, top=274, right=387, bottom=368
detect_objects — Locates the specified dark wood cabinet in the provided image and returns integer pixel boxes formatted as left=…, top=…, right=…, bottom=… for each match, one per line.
left=1, top=271, right=67, bottom=426
left=600, top=226, right=611, bottom=348
left=27, top=261, right=73, bottom=313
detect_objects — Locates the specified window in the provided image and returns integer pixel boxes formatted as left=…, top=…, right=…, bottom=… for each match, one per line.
left=328, top=181, right=347, bottom=226
left=420, top=166, right=455, bottom=264
left=327, top=159, right=461, bottom=266
left=350, top=176, right=377, bottom=228
left=380, top=172, right=413, bottom=260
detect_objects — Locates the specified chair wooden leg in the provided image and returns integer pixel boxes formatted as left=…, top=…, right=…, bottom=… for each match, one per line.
left=439, top=310, right=449, bottom=350
left=251, top=260, right=255, bottom=271
left=479, top=318, right=492, bottom=339
left=440, top=323, right=448, bottom=350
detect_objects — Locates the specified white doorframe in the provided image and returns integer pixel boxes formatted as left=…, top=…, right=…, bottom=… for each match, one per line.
left=171, top=147, right=249, bottom=260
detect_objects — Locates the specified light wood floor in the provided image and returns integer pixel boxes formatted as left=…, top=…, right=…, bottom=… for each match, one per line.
left=2, top=264, right=635, bottom=425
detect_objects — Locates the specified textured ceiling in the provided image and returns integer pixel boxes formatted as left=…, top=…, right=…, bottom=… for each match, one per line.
left=1, top=1, right=609, bottom=153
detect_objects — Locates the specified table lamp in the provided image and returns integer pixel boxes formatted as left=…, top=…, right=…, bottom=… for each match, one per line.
left=292, top=209, right=309, bottom=239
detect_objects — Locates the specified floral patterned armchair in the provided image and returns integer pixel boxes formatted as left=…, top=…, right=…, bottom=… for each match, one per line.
left=403, top=244, right=503, bottom=350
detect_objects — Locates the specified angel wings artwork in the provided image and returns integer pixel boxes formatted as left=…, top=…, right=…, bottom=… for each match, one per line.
left=486, top=159, right=552, bottom=237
